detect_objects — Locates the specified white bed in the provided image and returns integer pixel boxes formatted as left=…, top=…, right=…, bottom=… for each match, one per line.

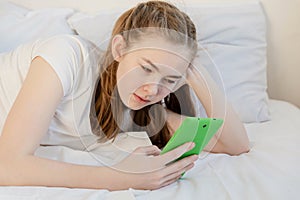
left=0, top=0, right=300, bottom=199
left=0, top=99, right=299, bottom=200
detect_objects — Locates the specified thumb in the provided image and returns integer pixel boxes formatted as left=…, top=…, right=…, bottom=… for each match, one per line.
left=133, top=145, right=161, bottom=156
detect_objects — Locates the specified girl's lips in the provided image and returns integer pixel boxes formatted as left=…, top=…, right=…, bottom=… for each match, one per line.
left=133, top=93, right=150, bottom=103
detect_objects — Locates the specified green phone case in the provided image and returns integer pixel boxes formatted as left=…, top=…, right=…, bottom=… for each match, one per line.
left=160, top=117, right=224, bottom=159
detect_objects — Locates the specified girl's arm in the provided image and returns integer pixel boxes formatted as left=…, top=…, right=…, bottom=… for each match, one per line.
left=0, top=57, right=197, bottom=190
left=186, top=64, right=250, bottom=155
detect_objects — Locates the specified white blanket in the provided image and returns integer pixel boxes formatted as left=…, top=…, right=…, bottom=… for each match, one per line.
left=0, top=99, right=299, bottom=200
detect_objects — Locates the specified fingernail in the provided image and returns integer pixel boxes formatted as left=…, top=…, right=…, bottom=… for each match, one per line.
left=188, top=142, right=195, bottom=150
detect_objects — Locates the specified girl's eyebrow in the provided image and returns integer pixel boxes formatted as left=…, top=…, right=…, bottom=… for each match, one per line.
left=142, top=57, right=159, bottom=70
left=141, top=57, right=182, bottom=79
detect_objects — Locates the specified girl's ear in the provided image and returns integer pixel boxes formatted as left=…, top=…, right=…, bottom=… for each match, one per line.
left=111, top=34, right=126, bottom=62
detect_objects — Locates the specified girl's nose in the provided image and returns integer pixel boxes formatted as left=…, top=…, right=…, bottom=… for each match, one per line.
left=143, top=84, right=159, bottom=96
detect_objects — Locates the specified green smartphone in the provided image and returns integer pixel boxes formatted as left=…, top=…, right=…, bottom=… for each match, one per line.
left=160, top=117, right=224, bottom=159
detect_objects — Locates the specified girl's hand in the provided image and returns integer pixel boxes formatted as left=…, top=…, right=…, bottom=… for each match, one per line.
left=112, top=142, right=198, bottom=190
left=185, top=62, right=206, bottom=87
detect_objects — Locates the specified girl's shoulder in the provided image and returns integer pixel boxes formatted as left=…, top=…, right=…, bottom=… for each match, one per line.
left=33, top=34, right=101, bottom=59
left=31, top=34, right=103, bottom=97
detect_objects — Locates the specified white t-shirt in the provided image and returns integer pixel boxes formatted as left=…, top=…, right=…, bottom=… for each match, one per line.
left=0, top=34, right=103, bottom=150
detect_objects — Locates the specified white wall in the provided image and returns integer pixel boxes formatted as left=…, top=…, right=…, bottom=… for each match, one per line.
left=259, top=0, right=300, bottom=108
left=3, top=0, right=300, bottom=108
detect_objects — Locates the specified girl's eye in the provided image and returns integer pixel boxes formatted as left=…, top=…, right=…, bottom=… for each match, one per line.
left=164, top=79, right=176, bottom=84
left=141, top=65, right=152, bottom=73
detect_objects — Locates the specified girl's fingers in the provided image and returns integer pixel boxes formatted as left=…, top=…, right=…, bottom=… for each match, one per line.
left=158, top=162, right=195, bottom=189
left=158, top=154, right=197, bottom=179
left=158, top=142, right=195, bottom=165
left=160, top=172, right=185, bottom=188
left=115, top=143, right=196, bottom=174
left=162, top=162, right=195, bottom=183
left=159, top=176, right=179, bottom=189
left=133, top=145, right=161, bottom=156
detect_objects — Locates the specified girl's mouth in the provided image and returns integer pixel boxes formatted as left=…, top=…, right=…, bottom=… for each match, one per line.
left=133, top=93, right=150, bottom=103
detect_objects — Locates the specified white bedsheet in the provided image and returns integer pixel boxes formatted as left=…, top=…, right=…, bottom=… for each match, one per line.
left=0, top=99, right=299, bottom=200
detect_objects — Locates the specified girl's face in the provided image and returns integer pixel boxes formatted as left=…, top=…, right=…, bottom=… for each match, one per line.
left=115, top=39, right=191, bottom=110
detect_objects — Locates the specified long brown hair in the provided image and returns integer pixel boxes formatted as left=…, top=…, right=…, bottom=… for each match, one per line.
left=94, top=0, right=198, bottom=148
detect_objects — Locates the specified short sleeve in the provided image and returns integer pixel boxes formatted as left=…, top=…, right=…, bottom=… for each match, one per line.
left=31, top=35, right=85, bottom=96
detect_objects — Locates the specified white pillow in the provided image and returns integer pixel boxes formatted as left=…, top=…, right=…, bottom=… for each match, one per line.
left=67, top=1, right=270, bottom=123
left=0, top=2, right=75, bottom=53
left=67, top=10, right=121, bottom=50
left=186, top=1, right=270, bottom=122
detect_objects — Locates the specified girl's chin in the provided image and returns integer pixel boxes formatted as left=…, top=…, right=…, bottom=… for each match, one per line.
left=120, top=99, right=144, bottom=111
left=127, top=103, right=146, bottom=111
